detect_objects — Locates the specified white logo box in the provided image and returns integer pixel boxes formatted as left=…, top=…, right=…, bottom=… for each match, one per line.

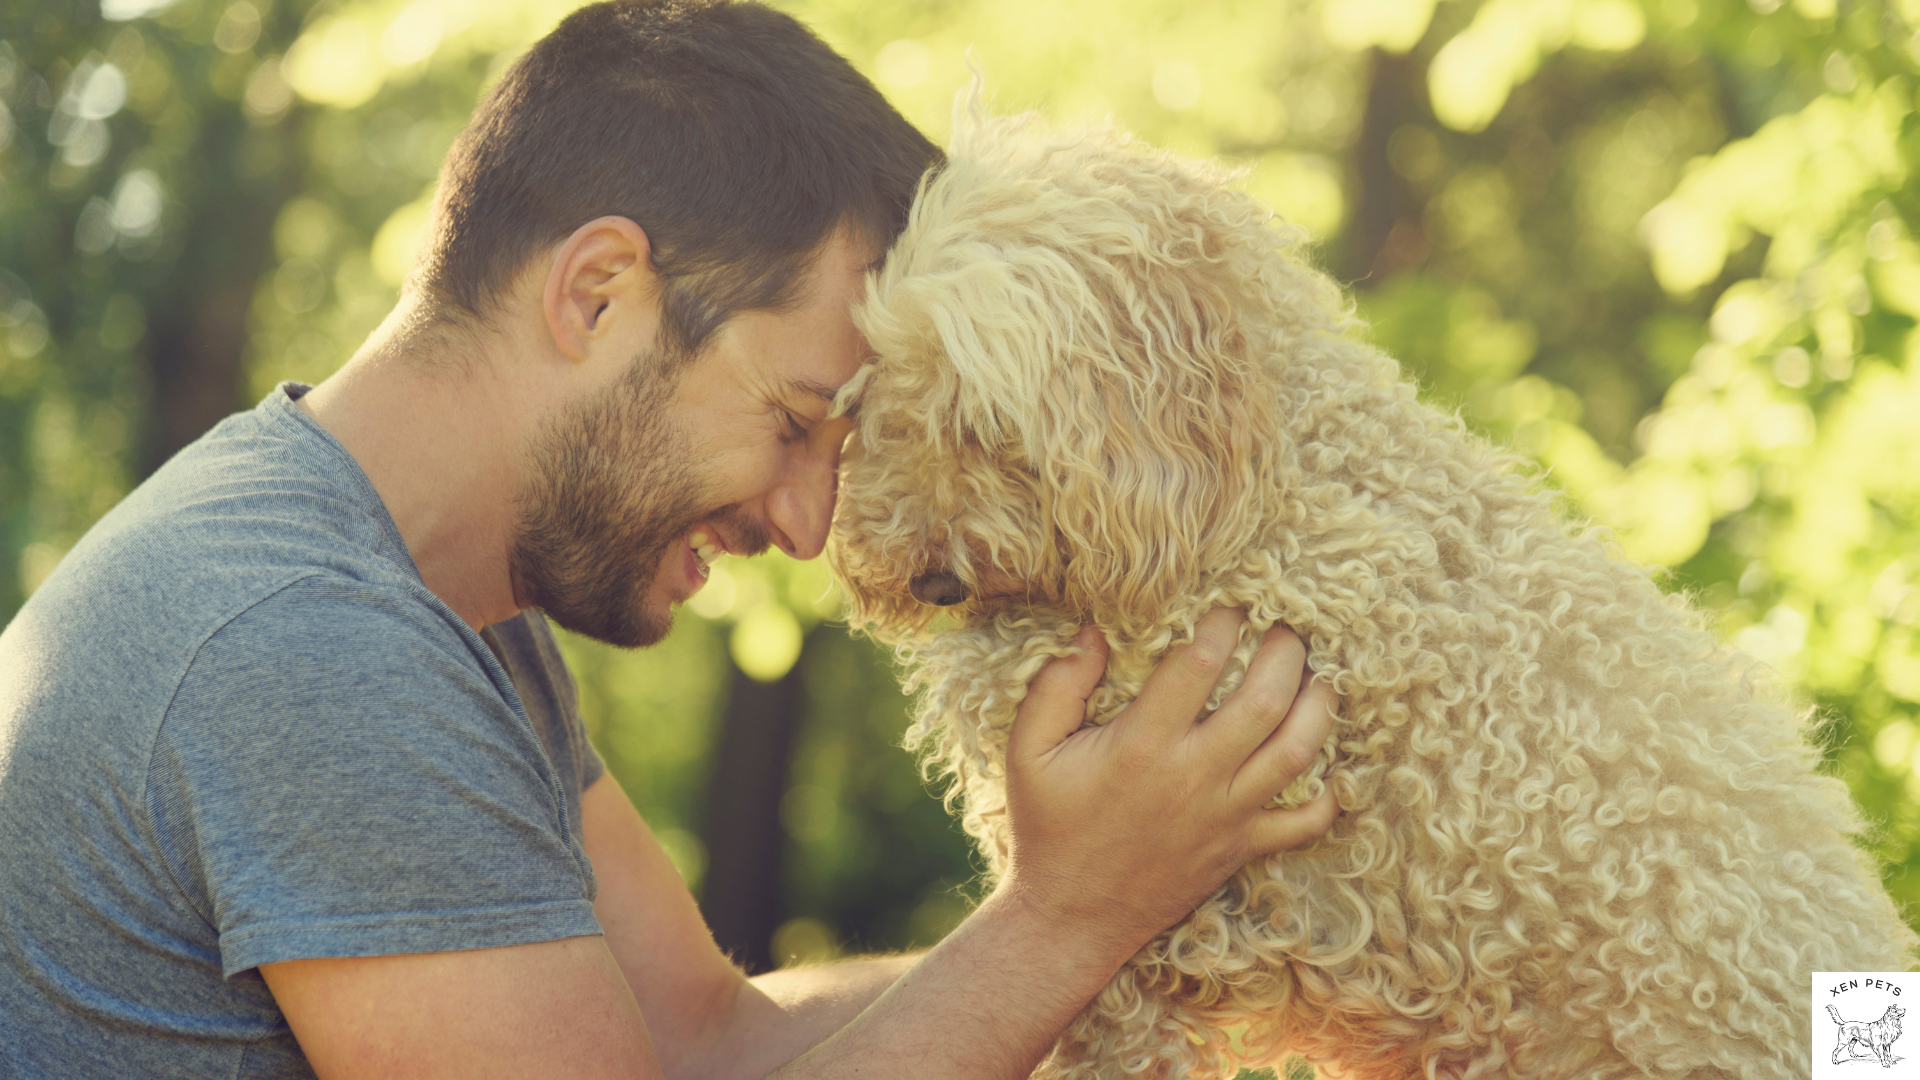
left=1815, top=971, right=1920, bottom=1077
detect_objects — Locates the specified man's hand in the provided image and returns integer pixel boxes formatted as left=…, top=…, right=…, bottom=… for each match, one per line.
left=1000, top=608, right=1339, bottom=954
left=769, top=611, right=1336, bottom=1079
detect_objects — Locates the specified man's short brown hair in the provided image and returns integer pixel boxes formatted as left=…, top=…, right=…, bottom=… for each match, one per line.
left=417, top=0, right=941, bottom=356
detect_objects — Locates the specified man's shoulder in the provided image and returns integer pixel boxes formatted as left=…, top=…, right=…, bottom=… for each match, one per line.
left=182, top=572, right=486, bottom=700
left=18, top=393, right=420, bottom=651
left=0, top=392, right=449, bottom=762
left=88, top=399, right=411, bottom=601
left=151, top=577, right=529, bottom=812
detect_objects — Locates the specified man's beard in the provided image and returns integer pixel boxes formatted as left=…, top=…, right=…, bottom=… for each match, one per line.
left=508, top=344, right=757, bottom=647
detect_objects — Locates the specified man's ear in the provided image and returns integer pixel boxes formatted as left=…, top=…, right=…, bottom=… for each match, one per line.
left=542, top=216, right=658, bottom=361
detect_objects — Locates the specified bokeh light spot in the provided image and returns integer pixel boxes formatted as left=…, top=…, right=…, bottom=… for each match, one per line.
left=731, top=603, right=803, bottom=682
left=1152, top=61, right=1201, bottom=111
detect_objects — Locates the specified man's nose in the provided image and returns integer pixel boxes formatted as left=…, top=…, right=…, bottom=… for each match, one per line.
left=765, top=440, right=839, bottom=560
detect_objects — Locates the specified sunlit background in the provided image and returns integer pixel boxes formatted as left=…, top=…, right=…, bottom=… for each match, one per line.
left=5, top=0, right=1920, bottom=1005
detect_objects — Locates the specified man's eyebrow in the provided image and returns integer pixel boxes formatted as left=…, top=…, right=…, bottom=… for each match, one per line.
left=785, top=377, right=843, bottom=405
left=784, top=376, right=863, bottom=420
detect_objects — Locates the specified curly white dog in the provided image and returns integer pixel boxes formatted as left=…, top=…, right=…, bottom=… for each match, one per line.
left=827, top=89, right=1918, bottom=1078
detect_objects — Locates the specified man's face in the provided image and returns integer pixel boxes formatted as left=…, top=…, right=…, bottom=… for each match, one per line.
left=509, top=231, right=872, bottom=647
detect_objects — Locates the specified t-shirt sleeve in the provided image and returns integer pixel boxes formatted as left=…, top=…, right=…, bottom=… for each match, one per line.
left=145, top=578, right=603, bottom=978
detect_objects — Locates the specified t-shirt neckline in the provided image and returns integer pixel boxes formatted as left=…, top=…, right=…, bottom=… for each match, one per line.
left=260, top=381, right=428, bottom=588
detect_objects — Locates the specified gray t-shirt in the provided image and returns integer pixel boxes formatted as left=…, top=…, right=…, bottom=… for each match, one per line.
left=0, top=384, right=606, bottom=1078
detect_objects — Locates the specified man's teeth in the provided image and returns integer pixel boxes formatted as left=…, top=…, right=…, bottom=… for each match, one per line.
left=690, top=530, right=720, bottom=566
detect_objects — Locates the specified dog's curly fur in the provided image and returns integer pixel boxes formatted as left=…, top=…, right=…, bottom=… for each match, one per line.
left=826, top=90, right=1918, bottom=1078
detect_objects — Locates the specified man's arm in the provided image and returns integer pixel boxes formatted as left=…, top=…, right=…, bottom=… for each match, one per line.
left=577, top=770, right=922, bottom=1079
left=257, top=756, right=915, bottom=1080
left=260, top=936, right=658, bottom=1079
left=740, top=954, right=923, bottom=1043
left=255, top=768, right=881, bottom=1080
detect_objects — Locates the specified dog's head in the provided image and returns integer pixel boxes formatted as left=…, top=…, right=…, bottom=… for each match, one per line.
left=830, top=93, right=1348, bottom=641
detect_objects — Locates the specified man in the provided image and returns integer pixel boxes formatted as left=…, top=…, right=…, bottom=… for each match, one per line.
left=0, top=2, right=1339, bottom=1077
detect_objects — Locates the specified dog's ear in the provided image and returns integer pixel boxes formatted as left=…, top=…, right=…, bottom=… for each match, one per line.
left=1027, top=285, right=1269, bottom=631
left=851, top=181, right=1072, bottom=457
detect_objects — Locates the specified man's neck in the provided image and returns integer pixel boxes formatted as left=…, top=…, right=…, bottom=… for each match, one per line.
left=296, top=298, right=542, bottom=632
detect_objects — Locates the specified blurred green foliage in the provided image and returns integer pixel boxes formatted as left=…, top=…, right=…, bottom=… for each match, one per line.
left=7, top=0, right=1920, bottom=987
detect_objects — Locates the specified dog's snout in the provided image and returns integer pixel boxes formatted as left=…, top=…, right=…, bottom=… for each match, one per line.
left=909, top=571, right=970, bottom=607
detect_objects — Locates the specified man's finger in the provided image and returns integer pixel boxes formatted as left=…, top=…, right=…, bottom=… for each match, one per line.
left=1235, top=677, right=1338, bottom=806
left=1113, top=607, right=1245, bottom=743
left=1008, top=625, right=1109, bottom=761
left=1201, top=623, right=1306, bottom=762
left=1246, top=788, right=1341, bottom=857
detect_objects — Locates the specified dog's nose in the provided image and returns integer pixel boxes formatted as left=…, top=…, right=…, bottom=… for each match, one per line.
left=909, top=571, right=970, bottom=607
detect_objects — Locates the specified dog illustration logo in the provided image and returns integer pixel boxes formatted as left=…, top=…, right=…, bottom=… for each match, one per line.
left=1829, top=1002, right=1906, bottom=1068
